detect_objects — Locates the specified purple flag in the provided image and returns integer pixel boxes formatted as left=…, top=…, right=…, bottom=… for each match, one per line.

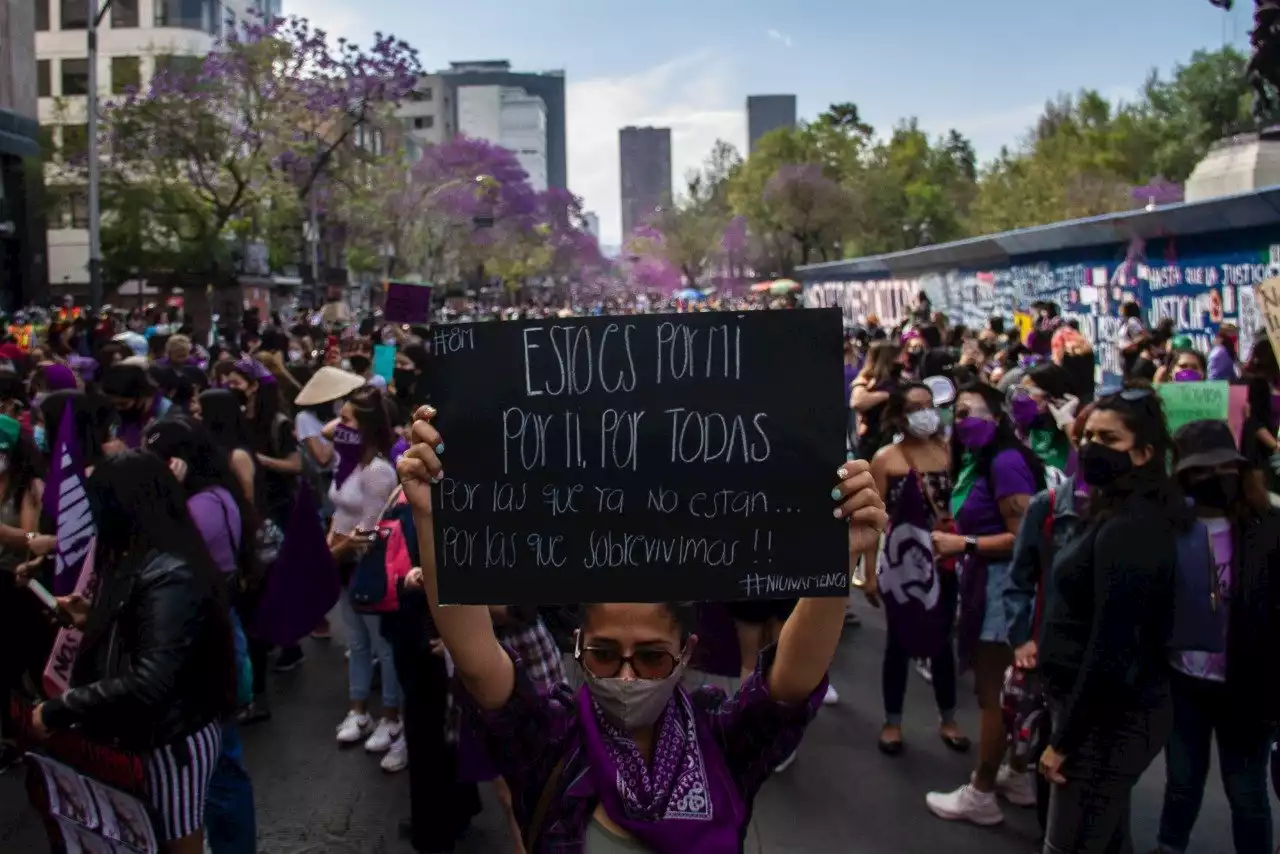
left=332, top=425, right=362, bottom=490
left=383, top=281, right=433, bottom=325
left=45, top=402, right=96, bottom=595
left=877, top=475, right=948, bottom=660
left=252, top=480, right=340, bottom=647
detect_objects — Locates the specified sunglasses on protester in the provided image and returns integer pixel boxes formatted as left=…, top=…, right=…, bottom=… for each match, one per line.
left=576, top=644, right=685, bottom=680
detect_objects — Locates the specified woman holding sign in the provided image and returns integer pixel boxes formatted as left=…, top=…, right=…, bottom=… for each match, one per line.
left=397, top=406, right=886, bottom=854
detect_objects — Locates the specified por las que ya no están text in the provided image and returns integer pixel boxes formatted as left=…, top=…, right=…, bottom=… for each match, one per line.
left=519, top=320, right=743, bottom=397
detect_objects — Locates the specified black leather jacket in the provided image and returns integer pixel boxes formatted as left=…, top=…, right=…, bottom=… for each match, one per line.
left=41, top=550, right=235, bottom=751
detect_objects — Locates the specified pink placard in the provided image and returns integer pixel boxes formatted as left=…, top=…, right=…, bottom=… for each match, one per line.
left=1228, top=385, right=1248, bottom=446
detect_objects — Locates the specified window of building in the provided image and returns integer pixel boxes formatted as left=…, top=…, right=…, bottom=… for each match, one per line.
left=70, top=189, right=90, bottom=229
left=37, top=126, right=56, bottom=158
left=59, top=0, right=87, bottom=29
left=61, top=59, right=89, bottom=96
left=111, top=57, right=141, bottom=93
left=111, top=0, right=139, bottom=27
left=154, top=54, right=205, bottom=80
left=37, top=60, right=51, bottom=98
left=413, top=116, right=434, bottom=130
left=154, top=0, right=215, bottom=34
left=35, top=0, right=49, bottom=31
left=60, top=125, right=88, bottom=161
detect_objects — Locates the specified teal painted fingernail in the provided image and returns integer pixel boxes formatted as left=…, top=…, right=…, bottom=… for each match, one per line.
left=436, top=443, right=445, bottom=454
left=830, top=488, right=841, bottom=500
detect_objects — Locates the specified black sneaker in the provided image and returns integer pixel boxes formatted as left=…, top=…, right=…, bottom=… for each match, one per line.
left=274, top=646, right=305, bottom=672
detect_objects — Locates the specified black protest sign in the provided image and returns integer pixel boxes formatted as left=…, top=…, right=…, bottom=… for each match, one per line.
left=428, top=309, right=849, bottom=605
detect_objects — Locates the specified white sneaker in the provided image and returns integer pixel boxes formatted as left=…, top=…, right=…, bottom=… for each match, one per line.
left=823, top=684, right=840, bottom=706
left=915, top=659, right=934, bottom=684
left=773, top=750, right=798, bottom=773
left=364, top=718, right=403, bottom=753
left=925, top=784, right=1004, bottom=826
left=380, top=735, right=408, bottom=772
left=335, top=711, right=372, bottom=744
left=995, top=764, right=1036, bottom=807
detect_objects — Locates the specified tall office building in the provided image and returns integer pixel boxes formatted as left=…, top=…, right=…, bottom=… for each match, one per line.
left=439, top=61, right=567, bottom=190
left=36, top=0, right=260, bottom=289
left=747, top=94, right=797, bottom=153
left=619, top=126, right=671, bottom=240
left=0, top=0, right=46, bottom=307
left=455, top=83, right=548, bottom=191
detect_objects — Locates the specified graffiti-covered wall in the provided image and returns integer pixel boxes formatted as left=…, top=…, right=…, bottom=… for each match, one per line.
left=802, top=225, right=1280, bottom=386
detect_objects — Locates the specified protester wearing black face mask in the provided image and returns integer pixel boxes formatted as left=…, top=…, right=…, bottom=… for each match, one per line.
left=1155, top=420, right=1280, bottom=854
left=100, top=363, right=169, bottom=450
left=1035, top=386, right=1185, bottom=853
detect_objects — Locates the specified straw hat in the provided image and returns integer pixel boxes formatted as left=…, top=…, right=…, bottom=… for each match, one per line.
left=295, top=366, right=365, bottom=406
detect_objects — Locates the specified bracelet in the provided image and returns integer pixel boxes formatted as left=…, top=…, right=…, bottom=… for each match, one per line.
left=25, top=531, right=37, bottom=551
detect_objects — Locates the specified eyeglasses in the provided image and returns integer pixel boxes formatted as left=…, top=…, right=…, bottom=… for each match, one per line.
left=576, top=645, right=683, bottom=679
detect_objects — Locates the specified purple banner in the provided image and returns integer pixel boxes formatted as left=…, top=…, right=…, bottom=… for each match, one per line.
left=45, top=402, right=95, bottom=596
left=332, top=425, right=362, bottom=491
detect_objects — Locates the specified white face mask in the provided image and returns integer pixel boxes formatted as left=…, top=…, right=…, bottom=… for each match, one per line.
left=288, top=349, right=302, bottom=363
left=906, top=408, right=941, bottom=438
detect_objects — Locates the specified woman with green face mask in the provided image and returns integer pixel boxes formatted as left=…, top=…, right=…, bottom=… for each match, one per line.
left=1008, top=363, right=1078, bottom=485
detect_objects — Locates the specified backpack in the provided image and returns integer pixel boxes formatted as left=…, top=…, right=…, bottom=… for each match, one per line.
left=349, top=491, right=413, bottom=613
left=1042, top=486, right=1226, bottom=654
left=1167, top=519, right=1227, bottom=654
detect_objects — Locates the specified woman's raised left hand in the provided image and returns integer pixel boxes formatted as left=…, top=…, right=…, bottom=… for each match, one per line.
left=833, top=460, right=886, bottom=555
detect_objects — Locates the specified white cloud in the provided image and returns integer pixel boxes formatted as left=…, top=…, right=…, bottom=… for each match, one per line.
left=765, top=29, right=793, bottom=48
left=567, top=52, right=746, bottom=247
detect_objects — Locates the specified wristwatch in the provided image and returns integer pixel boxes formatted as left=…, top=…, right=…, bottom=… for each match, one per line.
left=963, top=536, right=978, bottom=555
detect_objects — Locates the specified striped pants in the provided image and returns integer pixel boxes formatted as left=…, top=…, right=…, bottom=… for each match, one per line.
left=144, top=722, right=222, bottom=841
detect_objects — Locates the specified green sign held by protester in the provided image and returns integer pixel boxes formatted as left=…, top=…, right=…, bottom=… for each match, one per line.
left=1158, top=381, right=1230, bottom=435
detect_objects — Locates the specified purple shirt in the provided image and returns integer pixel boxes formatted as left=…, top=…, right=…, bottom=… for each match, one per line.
left=459, top=644, right=826, bottom=852
left=956, top=449, right=1038, bottom=536
left=187, top=487, right=240, bottom=574
left=1207, top=345, right=1236, bottom=381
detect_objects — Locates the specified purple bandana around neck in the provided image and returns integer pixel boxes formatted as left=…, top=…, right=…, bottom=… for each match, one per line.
left=332, top=425, right=362, bottom=489
left=575, top=686, right=742, bottom=854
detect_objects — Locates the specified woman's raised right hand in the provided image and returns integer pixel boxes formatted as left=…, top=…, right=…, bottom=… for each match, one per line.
left=396, top=406, right=443, bottom=516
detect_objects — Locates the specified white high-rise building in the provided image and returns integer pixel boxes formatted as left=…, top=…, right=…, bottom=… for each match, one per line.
left=37, top=0, right=261, bottom=288
left=456, top=83, right=548, bottom=192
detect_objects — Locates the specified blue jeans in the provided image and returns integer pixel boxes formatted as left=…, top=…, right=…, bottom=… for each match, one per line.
left=1157, top=672, right=1274, bottom=854
left=339, top=588, right=401, bottom=709
left=205, top=726, right=257, bottom=854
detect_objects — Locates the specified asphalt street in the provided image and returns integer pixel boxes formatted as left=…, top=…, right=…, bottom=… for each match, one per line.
left=1, top=595, right=1269, bottom=853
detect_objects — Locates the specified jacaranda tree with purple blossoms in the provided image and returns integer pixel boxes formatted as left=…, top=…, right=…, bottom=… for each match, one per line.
left=95, top=13, right=420, bottom=282
left=339, top=135, right=603, bottom=290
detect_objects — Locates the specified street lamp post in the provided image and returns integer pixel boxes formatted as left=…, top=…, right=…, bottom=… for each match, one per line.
left=87, top=0, right=114, bottom=312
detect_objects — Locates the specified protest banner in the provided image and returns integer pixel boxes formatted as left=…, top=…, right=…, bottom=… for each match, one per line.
left=1256, top=277, right=1280, bottom=361
left=1158, top=381, right=1231, bottom=436
left=428, top=310, right=849, bottom=604
left=383, top=280, right=433, bottom=325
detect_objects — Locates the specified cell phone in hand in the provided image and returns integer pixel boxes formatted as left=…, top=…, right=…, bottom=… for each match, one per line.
left=24, top=579, right=76, bottom=628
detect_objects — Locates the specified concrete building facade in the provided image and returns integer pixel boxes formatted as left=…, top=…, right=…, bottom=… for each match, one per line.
left=0, top=0, right=46, bottom=308
left=439, top=60, right=566, bottom=190
left=397, top=73, right=452, bottom=158
left=37, top=0, right=258, bottom=290
left=747, top=94, right=796, bottom=154
left=618, top=126, right=670, bottom=240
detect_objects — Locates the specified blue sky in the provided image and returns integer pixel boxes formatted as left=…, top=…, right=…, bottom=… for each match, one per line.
left=303, top=0, right=1252, bottom=246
